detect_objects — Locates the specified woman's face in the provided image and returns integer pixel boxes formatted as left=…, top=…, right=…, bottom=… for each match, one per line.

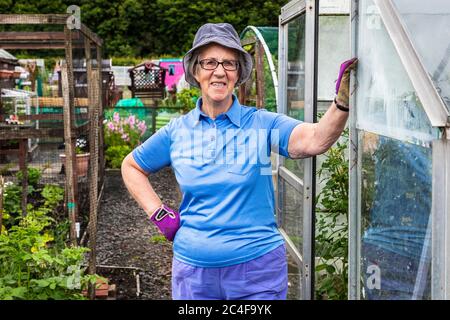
left=194, top=44, right=239, bottom=106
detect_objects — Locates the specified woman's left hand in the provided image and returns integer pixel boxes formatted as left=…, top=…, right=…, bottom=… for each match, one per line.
left=335, top=58, right=358, bottom=107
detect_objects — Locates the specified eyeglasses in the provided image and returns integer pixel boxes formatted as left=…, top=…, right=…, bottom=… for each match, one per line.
left=198, top=58, right=239, bottom=71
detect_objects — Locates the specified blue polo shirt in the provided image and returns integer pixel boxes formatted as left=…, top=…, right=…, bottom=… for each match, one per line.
left=132, top=95, right=301, bottom=267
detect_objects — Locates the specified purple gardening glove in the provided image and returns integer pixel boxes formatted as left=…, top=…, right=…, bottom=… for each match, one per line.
left=149, top=204, right=180, bottom=241
left=335, top=57, right=358, bottom=108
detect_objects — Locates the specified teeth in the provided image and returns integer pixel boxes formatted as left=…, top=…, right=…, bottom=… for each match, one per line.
left=212, top=83, right=225, bottom=87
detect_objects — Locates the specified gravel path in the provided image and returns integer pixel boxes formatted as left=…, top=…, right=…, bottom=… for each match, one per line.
left=95, top=167, right=180, bottom=300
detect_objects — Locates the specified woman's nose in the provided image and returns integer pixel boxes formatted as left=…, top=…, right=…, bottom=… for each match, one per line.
left=213, top=64, right=226, bottom=75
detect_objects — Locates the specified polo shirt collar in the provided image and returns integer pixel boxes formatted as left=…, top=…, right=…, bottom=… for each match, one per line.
left=192, top=94, right=242, bottom=128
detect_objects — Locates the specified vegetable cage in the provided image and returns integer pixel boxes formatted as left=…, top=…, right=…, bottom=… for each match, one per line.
left=0, top=14, right=107, bottom=297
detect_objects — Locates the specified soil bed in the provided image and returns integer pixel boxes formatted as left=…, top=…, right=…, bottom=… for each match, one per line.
left=95, top=167, right=180, bottom=300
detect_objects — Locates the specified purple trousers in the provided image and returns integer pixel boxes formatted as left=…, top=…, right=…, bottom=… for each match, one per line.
left=172, top=244, right=288, bottom=300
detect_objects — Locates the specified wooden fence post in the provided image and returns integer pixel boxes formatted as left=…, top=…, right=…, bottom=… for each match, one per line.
left=0, top=175, right=4, bottom=234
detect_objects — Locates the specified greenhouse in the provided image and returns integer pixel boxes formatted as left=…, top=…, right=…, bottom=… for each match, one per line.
left=275, top=0, right=450, bottom=300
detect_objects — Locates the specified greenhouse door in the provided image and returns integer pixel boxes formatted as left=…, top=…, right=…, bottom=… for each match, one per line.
left=349, top=0, right=450, bottom=300
left=277, top=0, right=318, bottom=300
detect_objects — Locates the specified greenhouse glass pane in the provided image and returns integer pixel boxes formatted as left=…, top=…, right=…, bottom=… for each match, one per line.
left=284, top=14, right=306, bottom=179
left=286, top=14, right=306, bottom=121
left=318, top=15, right=350, bottom=101
left=360, top=131, right=432, bottom=300
left=392, top=0, right=450, bottom=111
left=281, top=178, right=303, bottom=253
left=356, top=0, right=440, bottom=144
left=287, top=253, right=303, bottom=300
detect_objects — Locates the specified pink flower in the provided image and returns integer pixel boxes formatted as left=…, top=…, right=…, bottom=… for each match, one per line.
left=128, top=115, right=136, bottom=127
left=107, top=122, right=115, bottom=131
left=121, top=133, right=129, bottom=141
left=137, top=121, right=147, bottom=136
left=113, top=112, right=120, bottom=123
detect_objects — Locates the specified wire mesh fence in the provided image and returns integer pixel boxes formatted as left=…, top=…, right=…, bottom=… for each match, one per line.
left=0, top=15, right=106, bottom=297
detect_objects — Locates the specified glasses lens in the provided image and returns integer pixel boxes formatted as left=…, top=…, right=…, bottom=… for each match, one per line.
left=201, top=59, right=218, bottom=70
left=199, top=59, right=238, bottom=71
left=222, top=60, right=238, bottom=71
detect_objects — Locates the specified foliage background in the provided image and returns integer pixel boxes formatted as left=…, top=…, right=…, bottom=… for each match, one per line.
left=0, top=0, right=288, bottom=57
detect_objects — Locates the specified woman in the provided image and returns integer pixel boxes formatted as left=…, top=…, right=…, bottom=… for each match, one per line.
left=122, top=22, right=356, bottom=300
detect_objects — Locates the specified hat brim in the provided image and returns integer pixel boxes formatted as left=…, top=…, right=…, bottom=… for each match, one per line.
left=183, top=37, right=253, bottom=88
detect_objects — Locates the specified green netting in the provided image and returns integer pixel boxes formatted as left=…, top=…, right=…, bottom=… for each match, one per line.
left=255, top=27, right=278, bottom=59
left=240, top=26, right=279, bottom=112
left=115, top=98, right=144, bottom=107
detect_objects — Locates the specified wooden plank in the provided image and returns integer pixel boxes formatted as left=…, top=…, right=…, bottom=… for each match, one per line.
left=0, top=43, right=66, bottom=50
left=0, top=31, right=66, bottom=41
left=19, top=139, right=27, bottom=217
left=0, top=127, right=65, bottom=139
left=34, top=97, right=89, bottom=107
left=0, top=176, right=3, bottom=235
left=0, top=14, right=68, bottom=25
left=0, top=114, right=88, bottom=121
left=80, top=24, right=103, bottom=46
left=255, top=41, right=265, bottom=109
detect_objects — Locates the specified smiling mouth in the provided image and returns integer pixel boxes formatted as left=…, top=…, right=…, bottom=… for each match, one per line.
left=211, top=82, right=226, bottom=88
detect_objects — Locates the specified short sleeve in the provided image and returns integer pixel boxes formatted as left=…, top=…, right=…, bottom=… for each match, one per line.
left=258, top=110, right=302, bottom=158
left=132, top=122, right=171, bottom=173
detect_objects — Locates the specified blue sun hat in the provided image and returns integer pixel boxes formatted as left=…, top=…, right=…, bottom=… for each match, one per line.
left=183, top=23, right=253, bottom=88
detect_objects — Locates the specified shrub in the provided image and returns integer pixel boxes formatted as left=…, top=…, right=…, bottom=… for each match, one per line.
left=315, top=129, right=349, bottom=300
left=104, top=112, right=147, bottom=168
left=0, top=192, right=100, bottom=300
left=16, top=167, right=42, bottom=187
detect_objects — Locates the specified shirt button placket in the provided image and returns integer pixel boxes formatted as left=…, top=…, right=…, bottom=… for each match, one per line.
left=210, top=122, right=216, bottom=158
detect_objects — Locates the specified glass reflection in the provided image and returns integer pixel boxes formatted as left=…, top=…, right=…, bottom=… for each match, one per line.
left=356, top=0, right=440, bottom=144
left=281, top=178, right=303, bottom=253
left=287, top=252, right=303, bottom=300
left=360, top=131, right=432, bottom=300
left=284, top=14, right=306, bottom=178
left=392, top=0, right=450, bottom=111
left=287, top=15, right=306, bottom=121
left=318, top=15, right=350, bottom=101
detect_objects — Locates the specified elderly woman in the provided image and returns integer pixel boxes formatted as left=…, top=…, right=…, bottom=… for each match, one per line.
left=122, top=23, right=356, bottom=300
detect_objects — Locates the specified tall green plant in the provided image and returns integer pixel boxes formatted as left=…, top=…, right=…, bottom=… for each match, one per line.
left=0, top=201, right=100, bottom=300
left=315, top=129, right=349, bottom=300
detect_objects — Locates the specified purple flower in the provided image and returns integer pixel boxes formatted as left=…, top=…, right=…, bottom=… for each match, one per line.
left=113, top=112, right=120, bottom=123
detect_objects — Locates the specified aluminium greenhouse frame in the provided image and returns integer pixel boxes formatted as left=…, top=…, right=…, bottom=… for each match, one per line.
left=277, top=0, right=318, bottom=299
left=348, top=0, right=450, bottom=300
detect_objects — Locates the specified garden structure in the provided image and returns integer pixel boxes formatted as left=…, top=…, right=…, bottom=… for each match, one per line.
left=129, top=61, right=166, bottom=103
left=0, top=14, right=106, bottom=298
left=0, top=49, right=20, bottom=90
left=239, top=26, right=279, bottom=112
left=57, top=58, right=115, bottom=111
left=111, top=61, right=183, bottom=136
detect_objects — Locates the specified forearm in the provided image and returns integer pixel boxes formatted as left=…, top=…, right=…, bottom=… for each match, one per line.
left=288, top=101, right=348, bottom=158
left=314, top=100, right=349, bottom=151
left=121, top=154, right=162, bottom=218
